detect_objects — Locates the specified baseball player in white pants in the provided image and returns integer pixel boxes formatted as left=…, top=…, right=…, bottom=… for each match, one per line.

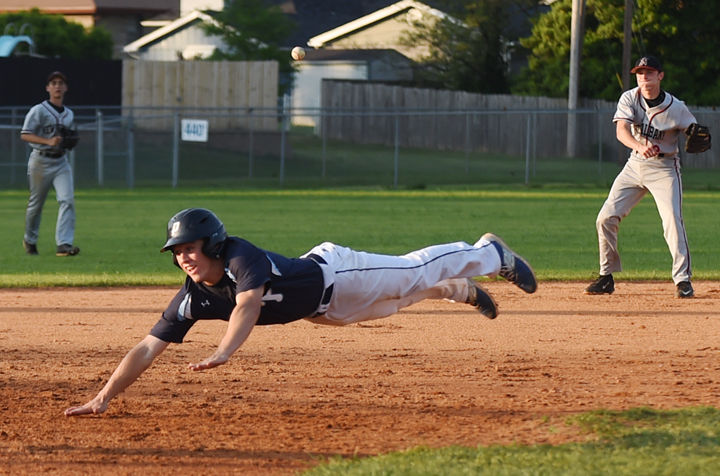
left=65, top=208, right=537, bottom=416
left=304, top=239, right=511, bottom=325
left=586, top=55, right=696, bottom=298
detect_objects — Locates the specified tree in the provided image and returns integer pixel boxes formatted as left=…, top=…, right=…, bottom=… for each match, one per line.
left=0, top=9, right=113, bottom=60
left=513, top=0, right=720, bottom=106
left=201, top=0, right=296, bottom=95
left=401, top=0, right=543, bottom=94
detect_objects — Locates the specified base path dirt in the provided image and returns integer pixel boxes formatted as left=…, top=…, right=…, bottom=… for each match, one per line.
left=1, top=281, right=719, bottom=475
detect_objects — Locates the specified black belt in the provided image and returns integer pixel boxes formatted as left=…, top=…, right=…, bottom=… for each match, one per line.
left=38, top=150, right=64, bottom=158
left=305, top=253, right=326, bottom=264
left=320, top=283, right=334, bottom=307
left=306, top=253, right=333, bottom=315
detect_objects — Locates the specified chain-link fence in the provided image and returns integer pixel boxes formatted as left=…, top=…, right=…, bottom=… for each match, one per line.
left=1, top=105, right=718, bottom=190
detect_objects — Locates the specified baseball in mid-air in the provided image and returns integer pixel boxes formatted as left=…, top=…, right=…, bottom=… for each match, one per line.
left=291, top=46, right=306, bottom=61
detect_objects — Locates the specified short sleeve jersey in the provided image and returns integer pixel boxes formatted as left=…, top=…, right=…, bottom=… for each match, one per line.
left=21, top=100, right=75, bottom=153
left=150, top=237, right=325, bottom=343
left=613, top=87, right=696, bottom=157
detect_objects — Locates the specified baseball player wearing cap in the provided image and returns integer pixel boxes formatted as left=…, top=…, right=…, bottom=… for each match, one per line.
left=585, top=55, right=696, bottom=298
left=65, top=208, right=537, bottom=416
left=20, top=71, right=80, bottom=257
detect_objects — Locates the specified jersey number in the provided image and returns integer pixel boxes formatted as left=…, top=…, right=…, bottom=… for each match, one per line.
left=262, top=288, right=283, bottom=304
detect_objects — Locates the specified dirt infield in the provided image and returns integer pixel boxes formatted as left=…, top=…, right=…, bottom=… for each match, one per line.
left=1, top=281, right=719, bottom=475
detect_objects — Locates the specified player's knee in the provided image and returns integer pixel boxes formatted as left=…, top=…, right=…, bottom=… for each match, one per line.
left=57, top=197, right=75, bottom=209
left=596, top=212, right=619, bottom=230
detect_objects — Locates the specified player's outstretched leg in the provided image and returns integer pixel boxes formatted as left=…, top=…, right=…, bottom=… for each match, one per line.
left=466, top=278, right=498, bottom=319
left=479, top=233, right=537, bottom=293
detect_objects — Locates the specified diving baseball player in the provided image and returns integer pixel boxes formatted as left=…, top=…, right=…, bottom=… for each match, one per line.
left=65, top=208, right=537, bottom=416
left=585, top=55, right=710, bottom=298
left=20, top=71, right=80, bottom=257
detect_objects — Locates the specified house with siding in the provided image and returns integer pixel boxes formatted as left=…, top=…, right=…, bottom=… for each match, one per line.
left=121, top=1, right=441, bottom=125
left=0, top=0, right=184, bottom=58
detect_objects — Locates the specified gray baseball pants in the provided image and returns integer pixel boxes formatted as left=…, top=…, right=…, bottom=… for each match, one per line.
left=24, top=151, right=76, bottom=247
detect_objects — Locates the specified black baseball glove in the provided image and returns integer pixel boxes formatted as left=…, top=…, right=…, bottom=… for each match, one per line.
left=684, top=123, right=711, bottom=153
left=57, top=125, right=80, bottom=151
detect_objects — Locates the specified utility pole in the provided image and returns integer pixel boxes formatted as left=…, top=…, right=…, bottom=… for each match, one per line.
left=622, top=0, right=633, bottom=91
left=617, top=0, right=634, bottom=164
left=567, top=0, right=586, bottom=158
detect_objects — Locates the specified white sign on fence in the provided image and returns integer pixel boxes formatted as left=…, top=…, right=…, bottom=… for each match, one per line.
left=181, top=119, right=209, bottom=142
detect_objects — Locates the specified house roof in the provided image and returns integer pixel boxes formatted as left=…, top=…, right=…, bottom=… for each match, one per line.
left=306, top=0, right=447, bottom=49
left=0, top=0, right=96, bottom=14
left=0, top=0, right=177, bottom=14
left=299, top=47, right=410, bottom=62
left=122, top=2, right=415, bottom=56
left=123, top=9, right=216, bottom=54
left=277, top=0, right=403, bottom=48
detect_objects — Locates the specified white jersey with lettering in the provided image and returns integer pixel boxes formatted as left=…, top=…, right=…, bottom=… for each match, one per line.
left=596, top=87, right=696, bottom=284
left=614, top=87, right=695, bottom=158
left=21, top=100, right=75, bottom=154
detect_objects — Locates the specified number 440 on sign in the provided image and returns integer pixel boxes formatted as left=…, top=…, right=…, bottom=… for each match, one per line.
left=181, top=119, right=209, bottom=142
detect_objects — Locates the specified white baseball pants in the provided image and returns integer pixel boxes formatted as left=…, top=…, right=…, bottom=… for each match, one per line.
left=595, top=156, right=691, bottom=284
left=302, top=237, right=501, bottom=325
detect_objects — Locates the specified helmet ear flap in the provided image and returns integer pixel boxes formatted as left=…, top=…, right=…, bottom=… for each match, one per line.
left=201, top=224, right=227, bottom=259
left=202, top=238, right=225, bottom=259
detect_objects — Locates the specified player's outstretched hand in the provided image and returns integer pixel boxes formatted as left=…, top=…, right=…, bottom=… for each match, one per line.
left=64, top=397, right=108, bottom=417
left=188, top=355, right=227, bottom=371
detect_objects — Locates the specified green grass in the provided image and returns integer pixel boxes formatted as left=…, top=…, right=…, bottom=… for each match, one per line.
left=303, top=407, right=720, bottom=475
left=3, top=185, right=719, bottom=472
left=2, top=187, right=720, bottom=286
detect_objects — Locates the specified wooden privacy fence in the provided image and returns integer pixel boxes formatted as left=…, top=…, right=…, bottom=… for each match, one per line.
left=320, top=80, right=718, bottom=167
left=122, top=60, right=279, bottom=131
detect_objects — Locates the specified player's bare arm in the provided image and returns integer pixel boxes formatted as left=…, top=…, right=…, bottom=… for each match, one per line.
left=616, top=120, right=658, bottom=158
left=20, top=132, right=62, bottom=148
left=64, top=335, right=169, bottom=416
left=188, top=286, right=263, bottom=371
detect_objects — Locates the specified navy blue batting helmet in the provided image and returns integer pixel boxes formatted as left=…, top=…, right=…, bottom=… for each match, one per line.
left=161, top=208, right=227, bottom=258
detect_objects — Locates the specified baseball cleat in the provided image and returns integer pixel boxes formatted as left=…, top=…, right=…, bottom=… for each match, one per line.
left=481, top=233, right=537, bottom=294
left=466, top=279, right=498, bottom=319
left=675, top=281, right=694, bottom=298
left=23, top=239, right=38, bottom=255
left=584, top=274, right=614, bottom=295
left=56, top=244, right=80, bottom=257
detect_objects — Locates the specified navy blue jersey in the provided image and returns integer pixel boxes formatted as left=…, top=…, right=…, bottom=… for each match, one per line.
left=150, top=237, right=325, bottom=343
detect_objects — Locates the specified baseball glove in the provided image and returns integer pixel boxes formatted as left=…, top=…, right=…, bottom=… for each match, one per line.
left=58, top=125, right=80, bottom=151
left=684, top=123, right=711, bottom=153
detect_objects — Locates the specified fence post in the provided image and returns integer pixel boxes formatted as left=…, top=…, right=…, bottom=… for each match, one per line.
left=464, top=112, right=470, bottom=174
left=96, top=110, right=104, bottom=186
left=279, top=107, right=286, bottom=186
left=69, top=149, right=76, bottom=183
left=321, top=108, right=327, bottom=179
left=393, top=113, right=399, bottom=189
left=532, top=111, right=538, bottom=176
left=172, top=112, right=179, bottom=188
left=10, top=108, right=17, bottom=185
left=597, top=109, right=603, bottom=176
left=127, top=113, right=135, bottom=189
left=524, top=114, right=531, bottom=185
left=247, top=108, right=254, bottom=178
